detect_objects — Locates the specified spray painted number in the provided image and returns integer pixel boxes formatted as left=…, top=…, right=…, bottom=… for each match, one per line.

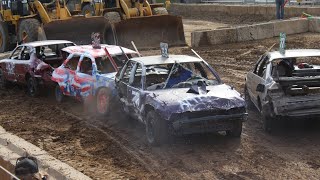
left=279, top=32, right=286, bottom=55
left=132, top=90, right=140, bottom=108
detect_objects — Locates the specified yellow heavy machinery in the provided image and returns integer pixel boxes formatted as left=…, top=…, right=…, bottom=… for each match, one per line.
left=0, top=0, right=107, bottom=52
left=66, top=0, right=185, bottom=49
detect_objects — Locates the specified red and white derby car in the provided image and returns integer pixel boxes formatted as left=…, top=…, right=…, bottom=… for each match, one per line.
left=52, top=44, right=138, bottom=115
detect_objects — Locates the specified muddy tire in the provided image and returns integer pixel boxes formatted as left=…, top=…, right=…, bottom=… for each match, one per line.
left=0, top=21, right=10, bottom=53
left=96, top=88, right=111, bottom=116
left=152, top=7, right=168, bottom=15
left=244, top=85, right=255, bottom=111
left=0, top=68, right=8, bottom=89
left=55, top=84, right=64, bottom=103
left=226, top=121, right=242, bottom=137
left=262, top=113, right=273, bottom=133
left=104, top=12, right=121, bottom=23
left=27, top=77, right=40, bottom=97
left=18, top=19, right=40, bottom=44
left=145, top=110, right=169, bottom=146
left=82, top=4, right=95, bottom=16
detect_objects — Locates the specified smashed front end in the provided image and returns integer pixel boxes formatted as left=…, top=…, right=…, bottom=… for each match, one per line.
left=148, top=84, right=247, bottom=135
left=169, top=107, right=247, bottom=135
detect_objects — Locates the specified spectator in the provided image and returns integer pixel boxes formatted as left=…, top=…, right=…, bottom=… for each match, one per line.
left=276, top=0, right=285, bottom=20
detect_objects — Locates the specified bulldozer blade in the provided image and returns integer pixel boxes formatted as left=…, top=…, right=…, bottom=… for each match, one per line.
left=43, top=16, right=110, bottom=45
left=105, top=15, right=186, bottom=49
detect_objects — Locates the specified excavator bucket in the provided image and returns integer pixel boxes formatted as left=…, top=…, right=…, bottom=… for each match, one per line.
left=43, top=16, right=110, bottom=45
left=104, top=15, right=186, bottom=49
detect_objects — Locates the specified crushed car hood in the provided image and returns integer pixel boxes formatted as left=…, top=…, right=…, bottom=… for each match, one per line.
left=146, top=84, right=245, bottom=120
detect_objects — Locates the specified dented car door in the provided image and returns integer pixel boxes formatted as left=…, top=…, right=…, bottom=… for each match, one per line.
left=73, top=56, right=96, bottom=97
left=127, top=62, right=144, bottom=118
left=14, top=46, right=32, bottom=83
left=247, top=55, right=269, bottom=110
left=5, top=46, right=24, bottom=82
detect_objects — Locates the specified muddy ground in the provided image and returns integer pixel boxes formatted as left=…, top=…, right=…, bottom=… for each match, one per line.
left=1, top=18, right=320, bottom=180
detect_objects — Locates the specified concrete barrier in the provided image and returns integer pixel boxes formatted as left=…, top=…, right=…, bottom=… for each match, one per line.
left=191, top=18, right=314, bottom=47
left=192, top=28, right=238, bottom=47
left=0, top=127, right=91, bottom=180
left=273, top=18, right=309, bottom=35
left=309, top=17, right=320, bottom=32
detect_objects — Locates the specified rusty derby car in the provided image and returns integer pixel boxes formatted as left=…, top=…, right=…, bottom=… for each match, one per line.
left=245, top=49, right=320, bottom=132
left=0, top=40, right=75, bottom=96
left=115, top=54, right=247, bottom=145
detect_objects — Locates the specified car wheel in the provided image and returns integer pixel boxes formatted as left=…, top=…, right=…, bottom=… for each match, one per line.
left=145, top=110, right=168, bottom=146
left=82, top=4, right=95, bottom=16
left=96, top=88, right=111, bottom=116
left=226, top=121, right=242, bottom=137
left=262, top=113, right=273, bottom=133
left=55, top=84, right=64, bottom=103
left=0, top=21, right=10, bottom=53
left=0, top=68, right=8, bottom=89
left=27, top=77, right=39, bottom=97
left=18, top=19, right=40, bottom=43
left=261, top=102, right=275, bottom=133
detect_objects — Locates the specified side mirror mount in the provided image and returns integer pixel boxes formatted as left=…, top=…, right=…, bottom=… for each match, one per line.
left=256, top=84, right=265, bottom=93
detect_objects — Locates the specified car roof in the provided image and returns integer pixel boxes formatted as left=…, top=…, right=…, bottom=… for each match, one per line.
left=62, top=44, right=137, bottom=58
left=130, top=55, right=203, bottom=65
left=268, top=49, right=320, bottom=61
left=22, top=40, right=74, bottom=47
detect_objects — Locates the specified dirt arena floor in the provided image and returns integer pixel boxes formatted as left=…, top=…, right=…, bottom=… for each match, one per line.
left=1, top=16, right=320, bottom=180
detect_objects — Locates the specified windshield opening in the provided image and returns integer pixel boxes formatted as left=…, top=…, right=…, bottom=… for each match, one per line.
left=145, top=61, right=219, bottom=91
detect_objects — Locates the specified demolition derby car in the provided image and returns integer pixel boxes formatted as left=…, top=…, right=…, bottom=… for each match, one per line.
left=51, top=44, right=138, bottom=115
left=115, top=54, right=247, bottom=145
left=245, top=49, right=320, bottom=132
left=0, top=40, right=75, bottom=96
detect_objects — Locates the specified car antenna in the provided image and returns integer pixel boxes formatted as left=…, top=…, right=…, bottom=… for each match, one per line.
left=163, top=61, right=178, bottom=89
left=131, top=41, right=142, bottom=57
left=265, top=43, right=277, bottom=55
left=191, top=49, right=204, bottom=60
left=119, top=46, right=129, bottom=61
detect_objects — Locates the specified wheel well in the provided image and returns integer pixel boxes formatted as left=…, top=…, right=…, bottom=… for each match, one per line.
left=95, top=86, right=110, bottom=96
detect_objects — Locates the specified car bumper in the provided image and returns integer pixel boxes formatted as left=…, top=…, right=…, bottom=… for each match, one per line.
left=272, top=95, right=320, bottom=117
left=171, top=113, right=248, bottom=135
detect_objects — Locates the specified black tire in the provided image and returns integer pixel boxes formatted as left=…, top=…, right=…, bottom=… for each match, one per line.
left=0, top=68, right=8, bottom=89
left=18, top=19, right=40, bottom=44
left=96, top=88, right=111, bottom=116
left=0, top=21, right=10, bottom=53
left=152, top=7, right=168, bottom=15
left=226, top=121, right=243, bottom=137
left=261, top=102, right=275, bottom=133
left=104, top=12, right=121, bottom=23
left=82, top=4, right=95, bottom=16
left=262, top=112, right=273, bottom=133
left=244, top=85, right=255, bottom=111
left=145, top=110, right=169, bottom=146
left=55, top=84, right=64, bottom=103
left=27, top=77, right=40, bottom=97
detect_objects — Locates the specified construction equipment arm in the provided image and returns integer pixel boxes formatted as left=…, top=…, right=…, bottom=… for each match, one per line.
left=33, top=0, right=52, bottom=24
